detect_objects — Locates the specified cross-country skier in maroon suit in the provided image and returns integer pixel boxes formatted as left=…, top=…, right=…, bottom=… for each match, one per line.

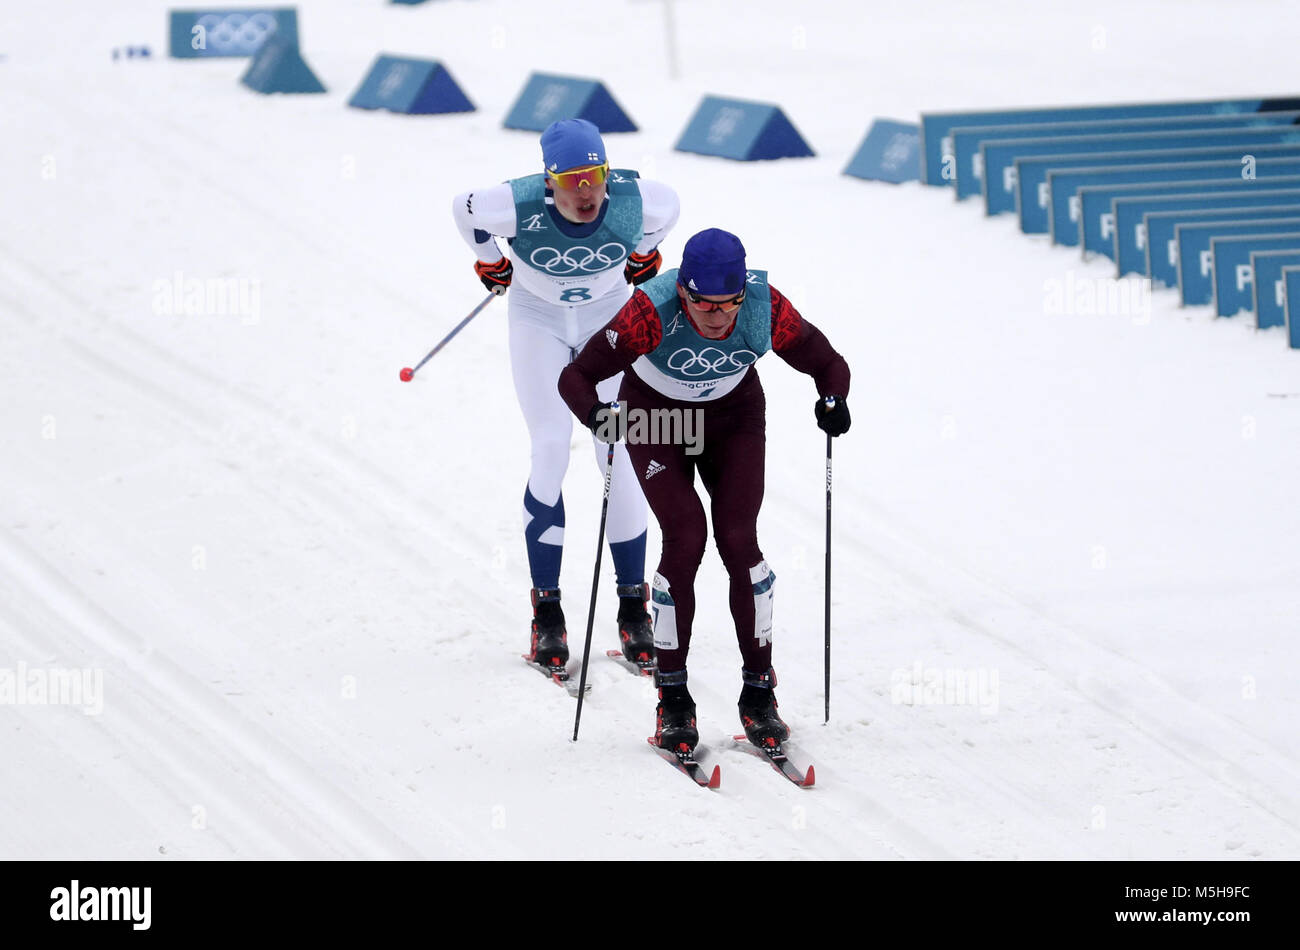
left=558, top=228, right=851, bottom=755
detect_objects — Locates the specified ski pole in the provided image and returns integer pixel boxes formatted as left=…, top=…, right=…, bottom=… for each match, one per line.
left=573, top=408, right=619, bottom=741
left=824, top=397, right=834, bottom=724
left=398, top=293, right=495, bottom=382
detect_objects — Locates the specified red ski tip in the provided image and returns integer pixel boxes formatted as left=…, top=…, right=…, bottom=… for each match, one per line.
left=803, top=765, right=815, bottom=788
left=707, top=765, right=721, bottom=789
left=399, top=367, right=414, bottom=382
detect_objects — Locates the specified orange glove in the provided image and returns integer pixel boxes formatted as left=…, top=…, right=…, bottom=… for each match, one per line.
left=623, top=249, right=662, bottom=286
left=475, top=257, right=513, bottom=295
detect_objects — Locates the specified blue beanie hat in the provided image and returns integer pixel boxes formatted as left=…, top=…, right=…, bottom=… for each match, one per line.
left=677, top=228, right=748, bottom=296
left=540, top=118, right=607, bottom=173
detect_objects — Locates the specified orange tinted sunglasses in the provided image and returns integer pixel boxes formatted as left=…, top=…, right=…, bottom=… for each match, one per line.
left=548, top=162, right=609, bottom=190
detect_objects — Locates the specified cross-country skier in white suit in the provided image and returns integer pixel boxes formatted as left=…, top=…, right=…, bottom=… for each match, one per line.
left=451, top=118, right=681, bottom=677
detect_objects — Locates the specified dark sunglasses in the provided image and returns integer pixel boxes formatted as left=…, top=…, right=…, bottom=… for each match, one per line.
left=683, top=287, right=746, bottom=312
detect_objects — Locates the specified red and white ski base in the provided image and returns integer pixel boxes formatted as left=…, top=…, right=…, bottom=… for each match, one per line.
left=648, top=738, right=721, bottom=789
left=731, top=735, right=815, bottom=788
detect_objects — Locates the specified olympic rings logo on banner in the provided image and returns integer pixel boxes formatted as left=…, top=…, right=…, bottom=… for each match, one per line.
left=196, top=12, right=278, bottom=54
left=665, top=347, right=758, bottom=377
left=529, top=242, right=626, bottom=275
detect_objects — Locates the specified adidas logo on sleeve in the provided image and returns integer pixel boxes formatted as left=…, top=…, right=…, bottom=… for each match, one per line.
left=645, top=459, right=666, bottom=479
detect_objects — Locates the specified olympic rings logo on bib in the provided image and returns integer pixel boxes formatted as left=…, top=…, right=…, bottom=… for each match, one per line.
left=529, top=242, right=627, bottom=275
left=665, top=347, right=758, bottom=377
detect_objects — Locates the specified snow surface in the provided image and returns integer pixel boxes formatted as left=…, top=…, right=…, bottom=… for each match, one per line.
left=2, top=0, right=1298, bottom=859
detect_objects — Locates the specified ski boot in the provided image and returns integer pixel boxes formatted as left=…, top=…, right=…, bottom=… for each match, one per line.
left=653, top=669, right=698, bottom=756
left=616, top=582, right=656, bottom=673
left=738, top=666, right=790, bottom=751
left=526, top=588, right=568, bottom=674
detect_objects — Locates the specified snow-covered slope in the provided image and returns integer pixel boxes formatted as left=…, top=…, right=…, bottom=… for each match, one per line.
left=2, top=0, right=1297, bottom=858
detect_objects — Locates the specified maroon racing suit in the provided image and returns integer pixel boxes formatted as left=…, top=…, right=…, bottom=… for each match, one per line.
left=558, top=286, right=850, bottom=674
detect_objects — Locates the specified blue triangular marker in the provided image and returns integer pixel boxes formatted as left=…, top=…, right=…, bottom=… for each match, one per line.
left=749, top=109, right=815, bottom=160
left=844, top=119, right=920, bottom=183
left=578, top=83, right=637, bottom=132
left=504, top=73, right=637, bottom=133
left=240, top=34, right=325, bottom=94
left=409, top=64, right=475, bottom=114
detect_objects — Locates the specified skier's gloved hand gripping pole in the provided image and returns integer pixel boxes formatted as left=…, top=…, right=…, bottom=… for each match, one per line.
left=475, top=256, right=513, bottom=295
left=398, top=293, right=496, bottom=382
left=814, top=395, right=850, bottom=722
left=573, top=402, right=621, bottom=741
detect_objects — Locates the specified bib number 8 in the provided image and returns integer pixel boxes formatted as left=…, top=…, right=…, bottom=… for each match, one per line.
left=560, top=287, right=592, bottom=303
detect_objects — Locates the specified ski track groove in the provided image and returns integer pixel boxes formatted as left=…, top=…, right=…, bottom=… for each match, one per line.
left=0, top=575, right=288, bottom=858
left=0, top=275, right=476, bottom=856
left=0, top=526, right=419, bottom=858
left=766, top=494, right=1300, bottom=840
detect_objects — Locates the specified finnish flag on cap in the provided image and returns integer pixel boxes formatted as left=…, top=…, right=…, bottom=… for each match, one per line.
left=541, top=118, right=607, bottom=173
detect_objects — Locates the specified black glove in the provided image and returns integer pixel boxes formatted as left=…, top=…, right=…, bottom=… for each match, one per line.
left=474, top=256, right=513, bottom=295
left=814, top=396, right=850, bottom=436
left=624, top=249, right=662, bottom=286
left=586, top=402, right=622, bottom=443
